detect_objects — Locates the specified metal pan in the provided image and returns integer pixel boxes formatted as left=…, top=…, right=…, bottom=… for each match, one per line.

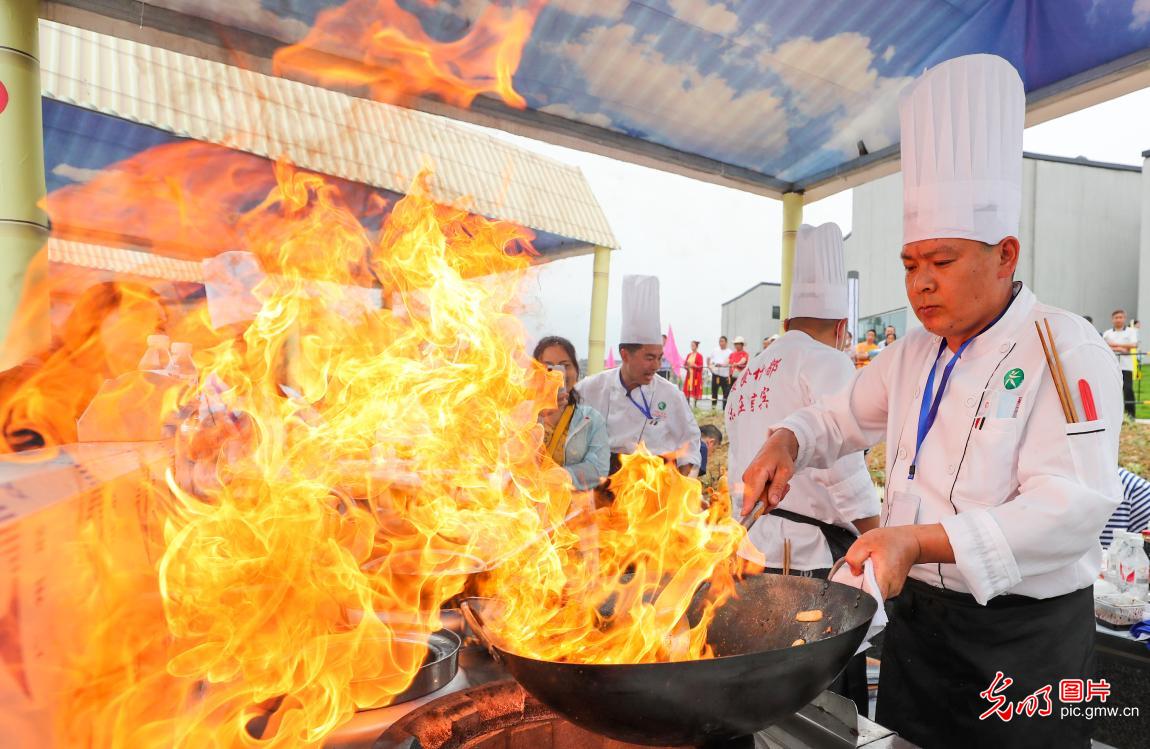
left=461, top=571, right=876, bottom=747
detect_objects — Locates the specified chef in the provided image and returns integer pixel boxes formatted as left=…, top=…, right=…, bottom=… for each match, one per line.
left=579, top=275, right=701, bottom=476
left=727, top=222, right=878, bottom=716
left=742, top=55, right=1121, bottom=747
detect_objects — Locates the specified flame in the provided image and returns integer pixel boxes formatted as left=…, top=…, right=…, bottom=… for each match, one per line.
left=273, top=0, right=545, bottom=109
left=0, top=4, right=749, bottom=747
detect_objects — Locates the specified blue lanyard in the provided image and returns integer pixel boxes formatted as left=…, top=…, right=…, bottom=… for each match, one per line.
left=909, top=294, right=1017, bottom=480
left=620, top=370, right=653, bottom=420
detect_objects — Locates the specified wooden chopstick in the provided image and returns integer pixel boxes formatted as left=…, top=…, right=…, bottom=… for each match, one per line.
left=1035, top=320, right=1076, bottom=423
left=782, top=538, right=791, bottom=577
left=1044, top=319, right=1078, bottom=423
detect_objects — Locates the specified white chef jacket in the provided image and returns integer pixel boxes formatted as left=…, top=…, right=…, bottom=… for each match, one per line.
left=577, top=369, right=701, bottom=469
left=726, top=331, right=878, bottom=570
left=709, top=347, right=731, bottom=378
left=781, top=285, right=1122, bottom=604
left=1102, top=327, right=1138, bottom=372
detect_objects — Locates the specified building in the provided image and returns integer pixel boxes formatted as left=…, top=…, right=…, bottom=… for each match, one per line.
left=720, top=282, right=782, bottom=349
left=847, top=153, right=1143, bottom=337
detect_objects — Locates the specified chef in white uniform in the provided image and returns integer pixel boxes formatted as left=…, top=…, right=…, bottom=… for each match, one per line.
left=742, top=55, right=1121, bottom=747
left=578, top=275, right=701, bottom=475
left=728, top=222, right=878, bottom=571
left=727, top=221, right=879, bottom=716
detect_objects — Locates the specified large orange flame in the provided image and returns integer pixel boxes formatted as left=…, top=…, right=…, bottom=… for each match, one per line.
left=0, top=4, right=747, bottom=747
left=273, top=0, right=545, bottom=109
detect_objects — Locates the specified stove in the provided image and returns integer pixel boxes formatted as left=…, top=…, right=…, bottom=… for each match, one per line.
left=324, top=646, right=917, bottom=749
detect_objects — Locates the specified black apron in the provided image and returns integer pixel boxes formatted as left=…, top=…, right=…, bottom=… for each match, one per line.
left=759, top=509, right=870, bottom=718
left=876, top=579, right=1095, bottom=748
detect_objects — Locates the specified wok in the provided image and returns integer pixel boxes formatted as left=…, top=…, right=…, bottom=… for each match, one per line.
left=461, top=571, right=876, bottom=747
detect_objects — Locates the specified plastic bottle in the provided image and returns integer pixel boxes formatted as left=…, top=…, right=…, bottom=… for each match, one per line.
left=139, top=334, right=172, bottom=372
left=1116, top=532, right=1150, bottom=600
left=167, top=342, right=198, bottom=385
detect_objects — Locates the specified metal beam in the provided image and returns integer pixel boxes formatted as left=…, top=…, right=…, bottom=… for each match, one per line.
left=778, top=192, right=803, bottom=327
left=586, top=246, right=611, bottom=376
left=0, top=0, right=50, bottom=371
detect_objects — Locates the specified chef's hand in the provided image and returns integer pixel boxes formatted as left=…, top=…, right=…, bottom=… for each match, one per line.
left=843, top=524, right=955, bottom=599
left=740, top=428, right=799, bottom=517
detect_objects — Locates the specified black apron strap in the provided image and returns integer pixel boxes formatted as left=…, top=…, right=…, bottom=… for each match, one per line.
left=769, top=507, right=859, bottom=561
left=876, top=579, right=1095, bottom=748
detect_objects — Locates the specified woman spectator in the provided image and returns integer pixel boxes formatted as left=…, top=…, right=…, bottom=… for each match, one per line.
left=534, top=336, right=610, bottom=490
left=682, top=340, right=705, bottom=407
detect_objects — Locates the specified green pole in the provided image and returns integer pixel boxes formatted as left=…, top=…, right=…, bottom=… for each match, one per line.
left=0, top=0, right=49, bottom=371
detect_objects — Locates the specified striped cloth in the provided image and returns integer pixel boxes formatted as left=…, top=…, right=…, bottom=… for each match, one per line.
left=1101, top=468, right=1150, bottom=548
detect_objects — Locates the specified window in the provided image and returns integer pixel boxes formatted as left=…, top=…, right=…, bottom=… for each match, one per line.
left=771, top=305, right=780, bottom=320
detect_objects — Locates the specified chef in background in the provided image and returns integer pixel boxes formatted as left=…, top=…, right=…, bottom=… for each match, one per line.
left=742, top=55, right=1121, bottom=746
left=578, top=275, right=701, bottom=476
left=727, top=221, right=878, bottom=716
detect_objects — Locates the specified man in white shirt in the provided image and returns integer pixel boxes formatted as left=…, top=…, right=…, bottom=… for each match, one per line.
left=727, top=221, right=878, bottom=716
left=708, top=336, right=732, bottom=409
left=1102, top=308, right=1138, bottom=419
left=578, top=276, right=701, bottom=476
left=742, top=55, right=1120, bottom=746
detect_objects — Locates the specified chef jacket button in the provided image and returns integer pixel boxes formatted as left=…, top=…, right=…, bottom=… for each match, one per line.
left=965, top=396, right=975, bottom=407
left=897, top=447, right=907, bottom=460
left=948, top=464, right=956, bottom=475
left=1000, top=343, right=1010, bottom=353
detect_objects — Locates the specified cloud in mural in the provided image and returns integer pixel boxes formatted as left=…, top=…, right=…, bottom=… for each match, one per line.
left=151, top=0, right=311, bottom=41
left=667, top=0, right=739, bottom=37
left=1133, top=0, right=1150, bottom=29
left=547, top=0, right=630, bottom=19
left=554, top=23, right=789, bottom=160
left=760, top=32, right=913, bottom=158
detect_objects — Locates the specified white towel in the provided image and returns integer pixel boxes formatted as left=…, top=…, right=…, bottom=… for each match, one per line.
left=830, top=559, right=888, bottom=655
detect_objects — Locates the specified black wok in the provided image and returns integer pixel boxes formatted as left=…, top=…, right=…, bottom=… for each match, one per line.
left=461, top=571, right=876, bottom=747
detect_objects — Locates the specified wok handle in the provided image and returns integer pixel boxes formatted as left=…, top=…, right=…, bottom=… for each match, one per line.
left=460, top=600, right=502, bottom=664
left=827, top=558, right=848, bottom=582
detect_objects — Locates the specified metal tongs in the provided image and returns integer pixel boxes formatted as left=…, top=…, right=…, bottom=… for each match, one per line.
left=739, top=500, right=792, bottom=576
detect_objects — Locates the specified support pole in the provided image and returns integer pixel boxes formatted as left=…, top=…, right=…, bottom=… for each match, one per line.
left=0, top=0, right=50, bottom=371
left=586, top=246, right=611, bottom=375
left=778, top=191, right=803, bottom=329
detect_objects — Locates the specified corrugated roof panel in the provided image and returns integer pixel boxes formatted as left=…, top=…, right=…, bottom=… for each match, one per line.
left=38, top=20, right=619, bottom=252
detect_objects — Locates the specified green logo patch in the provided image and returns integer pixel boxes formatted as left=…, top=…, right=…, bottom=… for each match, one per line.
left=658, top=401, right=667, bottom=410
left=1003, top=368, right=1025, bottom=390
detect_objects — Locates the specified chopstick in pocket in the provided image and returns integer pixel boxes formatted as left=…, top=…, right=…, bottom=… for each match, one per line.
left=1035, top=319, right=1077, bottom=423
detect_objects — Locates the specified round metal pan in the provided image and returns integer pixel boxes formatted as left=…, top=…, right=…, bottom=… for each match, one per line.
left=462, top=572, right=876, bottom=747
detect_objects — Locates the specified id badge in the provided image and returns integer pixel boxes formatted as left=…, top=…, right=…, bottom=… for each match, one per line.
left=882, top=489, right=921, bottom=528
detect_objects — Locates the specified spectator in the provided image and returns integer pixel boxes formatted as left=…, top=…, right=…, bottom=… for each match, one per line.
left=729, top=336, right=750, bottom=381
left=1100, top=467, right=1150, bottom=548
left=533, top=336, right=609, bottom=490
left=761, top=336, right=772, bottom=353
left=1102, top=309, right=1138, bottom=419
left=657, top=334, right=672, bottom=381
left=708, top=335, right=732, bottom=409
left=682, top=340, right=705, bottom=407
left=698, top=423, right=722, bottom=477
left=878, top=325, right=897, bottom=349
left=853, top=329, right=879, bottom=368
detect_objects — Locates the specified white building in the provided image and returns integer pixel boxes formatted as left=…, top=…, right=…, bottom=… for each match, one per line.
left=721, top=282, right=782, bottom=349
left=847, top=153, right=1143, bottom=338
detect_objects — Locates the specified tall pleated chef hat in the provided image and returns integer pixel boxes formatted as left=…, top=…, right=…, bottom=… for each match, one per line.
left=789, top=222, right=848, bottom=320
left=900, top=54, right=1025, bottom=245
left=619, top=275, right=663, bottom=345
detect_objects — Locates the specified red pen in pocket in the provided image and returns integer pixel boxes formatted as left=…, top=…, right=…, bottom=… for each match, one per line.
left=1078, top=379, right=1098, bottom=421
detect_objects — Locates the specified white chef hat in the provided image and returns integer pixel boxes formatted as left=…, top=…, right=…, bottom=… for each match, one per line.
left=789, top=222, right=848, bottom=320
left=620, top=275, right=662, bottom=345
left=900, top=54, right=1025, bottom=246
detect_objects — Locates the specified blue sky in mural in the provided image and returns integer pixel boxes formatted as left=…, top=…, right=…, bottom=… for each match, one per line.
left=230, top=0, right=1150, bottom=184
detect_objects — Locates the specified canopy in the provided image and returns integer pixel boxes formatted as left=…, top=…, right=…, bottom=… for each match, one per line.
left=42, top=0, right=1150, bottom=201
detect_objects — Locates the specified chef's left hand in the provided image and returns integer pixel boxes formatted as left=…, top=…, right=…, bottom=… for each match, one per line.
left=843, top=524, right=954, bottom=599
left=843, top=527, right=920, bottom=599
